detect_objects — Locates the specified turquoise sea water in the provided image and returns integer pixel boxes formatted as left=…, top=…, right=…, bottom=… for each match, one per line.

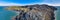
left=55, top=6, right=60, bottom=20
left=0, top=6, right=17, bottom=20
left=0, top=6, right=60, bottom=20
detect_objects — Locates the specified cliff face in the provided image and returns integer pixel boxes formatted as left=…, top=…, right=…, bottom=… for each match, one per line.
left=6, top=4, right=57, bottom=20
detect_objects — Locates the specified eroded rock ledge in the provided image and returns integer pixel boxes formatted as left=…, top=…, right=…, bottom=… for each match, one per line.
left=7, top=4, right=57, bottom=20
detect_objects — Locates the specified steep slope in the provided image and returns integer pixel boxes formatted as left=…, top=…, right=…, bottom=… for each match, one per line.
left=6, top=4, right=57, bottom=20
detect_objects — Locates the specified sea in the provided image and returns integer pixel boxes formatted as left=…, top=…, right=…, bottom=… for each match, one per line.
left=0, top=6, right=17, bottom=20
left=0, top=6, right=60, bottom=20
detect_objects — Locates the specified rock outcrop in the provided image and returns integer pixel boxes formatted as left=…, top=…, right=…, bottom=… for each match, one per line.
left=6, top=4, right=57, bottom=20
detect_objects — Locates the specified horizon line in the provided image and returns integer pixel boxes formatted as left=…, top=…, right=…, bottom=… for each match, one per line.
left=0, top=2, right=60, bottom=6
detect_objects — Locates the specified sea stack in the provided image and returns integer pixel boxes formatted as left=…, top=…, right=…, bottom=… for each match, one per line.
left=6, top=4, right=57, bottom=20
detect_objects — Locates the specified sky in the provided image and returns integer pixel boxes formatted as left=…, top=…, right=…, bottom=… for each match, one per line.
left=0, top=0, right=60, bottom=6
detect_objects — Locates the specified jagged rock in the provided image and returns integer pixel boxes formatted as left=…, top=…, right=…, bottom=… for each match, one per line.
left=6, top=4, right=57, bottom=20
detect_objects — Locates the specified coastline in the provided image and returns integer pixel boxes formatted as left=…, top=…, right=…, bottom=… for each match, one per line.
left=5, top=4, right=57, bottom=20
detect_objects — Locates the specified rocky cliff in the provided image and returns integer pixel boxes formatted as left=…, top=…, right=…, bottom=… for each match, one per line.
left=6, top=4, right=57, bottom=20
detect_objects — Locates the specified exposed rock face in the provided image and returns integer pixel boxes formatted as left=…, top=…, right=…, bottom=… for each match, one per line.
left=7, top=4, right=57, bottom=20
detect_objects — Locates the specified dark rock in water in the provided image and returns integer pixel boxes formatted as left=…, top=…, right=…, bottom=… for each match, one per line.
left=12, top=4, right=57, bottom=20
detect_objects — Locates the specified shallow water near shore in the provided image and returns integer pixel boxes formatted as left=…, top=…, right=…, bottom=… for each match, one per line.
left=0, top=6, right=17, bottom=20
left=55, top=6, right=60, bottom=20
left=0, top=6, right=60, bottom=20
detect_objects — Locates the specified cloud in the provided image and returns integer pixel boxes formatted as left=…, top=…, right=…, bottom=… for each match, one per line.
left=39, top=2, right=60, bottom=6
left=0, top=2, right=25, bottom=6
left=0, top=2, right=40, bottom=6
left=41, top=0, right=60, bottom=6
left=0, top=3, right=22, bottom=6
left=0, top=1, right=60, bottom=6
left=0, top=4, right=23, bottom=6
left=51, top=4, right=60, bottom=6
